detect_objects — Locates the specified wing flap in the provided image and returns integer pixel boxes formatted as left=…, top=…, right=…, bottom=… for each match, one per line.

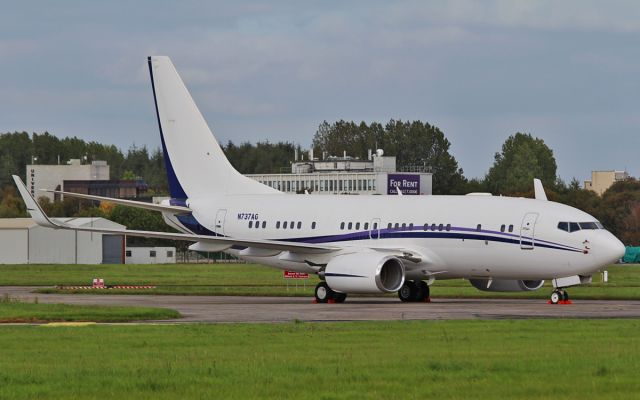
left=13, top=176, right=336, bottom=255
left=40, top=189, right=191, bottom=214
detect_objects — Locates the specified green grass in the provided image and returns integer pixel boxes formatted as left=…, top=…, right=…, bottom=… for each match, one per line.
left=2, top=263, right=640, bottom=299
left=0, top=297, right=180, bottom=323
left=0, top=320, right=639, bottom=399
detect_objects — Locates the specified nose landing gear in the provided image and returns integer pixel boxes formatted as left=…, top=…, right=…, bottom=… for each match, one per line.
left=549, top=288, right=571, bottom=305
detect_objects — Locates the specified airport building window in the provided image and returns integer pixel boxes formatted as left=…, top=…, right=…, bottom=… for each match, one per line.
left=167, top=251, right=174, bottom=257
left=125, top=250, right=131, bottom=257
left=508, top=224, right=513, bottom=233
left=446, top=224, right=451, bottom=231
left=150, top=250, right=156, bottom=257
left=500, top=224, right=506, bottom=233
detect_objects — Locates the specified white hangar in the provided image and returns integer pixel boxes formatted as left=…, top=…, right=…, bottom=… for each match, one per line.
left=0, top=218, right=125, bottom=264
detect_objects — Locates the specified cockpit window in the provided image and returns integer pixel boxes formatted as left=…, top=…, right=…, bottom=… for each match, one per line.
left=558, top=221, right=603, bottom=233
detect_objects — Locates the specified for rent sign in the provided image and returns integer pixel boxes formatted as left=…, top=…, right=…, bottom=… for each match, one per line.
left=387, top=174, right=420, bottom=195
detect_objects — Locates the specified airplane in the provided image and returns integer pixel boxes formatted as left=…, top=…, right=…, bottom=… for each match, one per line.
left=12, top=56, right=625, bottom=304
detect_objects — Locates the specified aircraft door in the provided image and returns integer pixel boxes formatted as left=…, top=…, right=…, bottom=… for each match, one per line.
left=214, top=209, right=227, bottom=236
left=520, top=212, right=538, bottom=250
left=369, top=218, right=381, bottom=239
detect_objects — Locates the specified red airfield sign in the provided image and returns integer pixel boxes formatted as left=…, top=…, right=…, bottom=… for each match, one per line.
left=283, top=271, right=309, bottom=279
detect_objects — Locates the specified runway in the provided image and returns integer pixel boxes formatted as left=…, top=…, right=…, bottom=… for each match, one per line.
left=3, top=286, right=640, bottom=323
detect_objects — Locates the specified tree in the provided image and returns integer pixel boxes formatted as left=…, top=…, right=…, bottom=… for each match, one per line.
left=485, top=133, right=557, bottom=195
left=311, top=119, right=466, bottom=194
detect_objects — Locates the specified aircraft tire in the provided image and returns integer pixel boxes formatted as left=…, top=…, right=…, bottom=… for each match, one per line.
left=550, top=290, right=561, bottom=304
left=315, top=282, right=332, bottom=303
left=416, top=281, right=430, bottom=301
left=333, top=292, right=347, bottom=303
left=398, top=281, right=417, bottom=302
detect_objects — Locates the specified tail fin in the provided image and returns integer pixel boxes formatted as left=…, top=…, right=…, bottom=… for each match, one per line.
left=148, top=56, right=279, bottom=198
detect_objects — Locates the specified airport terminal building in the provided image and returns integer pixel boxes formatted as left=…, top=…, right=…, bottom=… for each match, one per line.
left=246, top=151, right=433, bottom=195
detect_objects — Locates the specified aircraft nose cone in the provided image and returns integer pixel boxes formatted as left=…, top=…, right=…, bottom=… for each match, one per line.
left=604, top=235, right=626, bottom=264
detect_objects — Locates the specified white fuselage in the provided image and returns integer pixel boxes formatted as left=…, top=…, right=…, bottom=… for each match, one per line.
left=166, top=193, right=622, bottom=281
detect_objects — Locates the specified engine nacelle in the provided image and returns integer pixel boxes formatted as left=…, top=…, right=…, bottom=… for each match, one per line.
left=324, top=253, right=405, bottom=294
left=469, top=279, right=544, bottom=292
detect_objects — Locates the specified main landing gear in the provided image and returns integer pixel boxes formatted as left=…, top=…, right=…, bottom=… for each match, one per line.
left=549, top=288, right=571, bottom=305
left=314, top=282, right=347, bottom=304
left=398, top=280, right=430, bottom=302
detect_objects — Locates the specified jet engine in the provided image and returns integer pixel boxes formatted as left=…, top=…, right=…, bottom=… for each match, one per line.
left=324, top=253, right=405, bottom=294
left=469, top=279, right=544, bottom=292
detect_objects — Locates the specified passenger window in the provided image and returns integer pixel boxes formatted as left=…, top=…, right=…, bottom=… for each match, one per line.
left=438, top=223, right=443, bottom=231
left=557, top=222, right=568, bottom=232
left=364, top=222, right=369, bottom=230
left=249, top=221, right=253, bottom=228
left=312, top=222, right=316, bottom=229
left=401, top=223, right=406, bottom=230
left=340, top=222, right=345, bottom=230
left=500, top=224, right=505, bottom=232
left=446, top=224, right=451, bottom=231
left=262, top=221, right=266, bottom=229
left=348, top=222, right=353, bottom=230
left=290, top=221, right=294, bottom=229
left=387, top=223, right=392, bottom=229
left=297, top=221, right=302, bottom=229
left=355, top=222, right=360, bottom=230
left=373, top=223, right=377, bottom=229
left=569, top=222, right=580, bottom=232
left=394, top=223, right=400, bottom=229
left=409, top=223, right=414, bottom=230
left=283, top=221, right=288, bottom=229
left=255, top=221, right=260, bottom=229
left=508, top=224, right=513, bottom=233
left=431, top=223, right=436, bottom=231
left=276, top=221, right=281, bottom=229
left=423, top=223, right=428, bottom=231
left=476, top=224, right=482, bottom=231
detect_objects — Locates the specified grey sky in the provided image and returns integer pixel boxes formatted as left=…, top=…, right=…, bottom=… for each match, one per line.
left=1, top=1, right=638, bottom=182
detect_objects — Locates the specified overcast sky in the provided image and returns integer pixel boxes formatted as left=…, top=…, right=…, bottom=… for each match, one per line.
left=1, top=0, right=638, bottom=182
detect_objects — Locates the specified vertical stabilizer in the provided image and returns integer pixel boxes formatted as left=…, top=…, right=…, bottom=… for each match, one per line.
left=148, top=56, right=279, bottom=198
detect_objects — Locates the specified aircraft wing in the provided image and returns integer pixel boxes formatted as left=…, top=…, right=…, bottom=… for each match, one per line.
left=13, top=176, right=336, bottom=254
left=40, top=189, right=191, bottom=214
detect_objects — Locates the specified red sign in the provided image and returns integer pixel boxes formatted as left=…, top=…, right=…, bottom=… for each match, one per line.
left=283, top=271, right=309, bottom=279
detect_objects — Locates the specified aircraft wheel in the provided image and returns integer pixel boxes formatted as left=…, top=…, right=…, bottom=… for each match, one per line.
left=333, top=292, right=347, bottom=303
left=416, top=281, right=430, bottom=301
left=398, top=281, right=417, bottom=302
left=550, top=290, right=561, bottom=304
left=315, top=282, right=332, bottom=303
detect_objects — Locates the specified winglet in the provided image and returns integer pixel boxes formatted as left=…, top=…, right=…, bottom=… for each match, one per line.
left=534, top=178, right=548, bottom=201
left=12, top=175, right=62, bottom=229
